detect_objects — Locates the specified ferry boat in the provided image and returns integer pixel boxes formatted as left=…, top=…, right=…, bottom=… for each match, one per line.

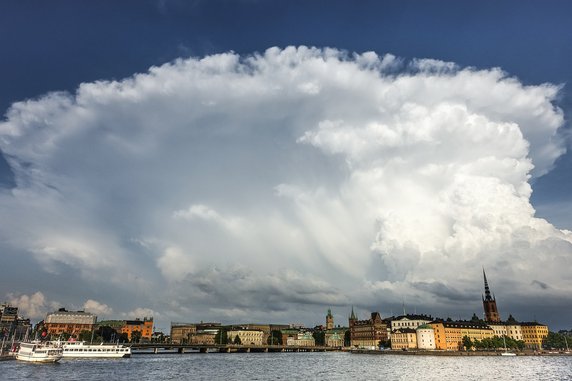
left=16, top=341, right=63, bottom=363
left=62, top=341, right=131, bottom=358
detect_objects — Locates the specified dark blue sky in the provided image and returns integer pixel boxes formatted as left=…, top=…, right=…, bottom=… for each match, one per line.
left=1, top=0, right=571, bottom=224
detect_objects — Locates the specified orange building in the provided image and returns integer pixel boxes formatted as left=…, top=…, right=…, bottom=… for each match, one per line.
left=45, top=308, right=97, bottom=337
left=121, top=318, right=153, bottom=342
left=430, top=320, right=493, bottom=350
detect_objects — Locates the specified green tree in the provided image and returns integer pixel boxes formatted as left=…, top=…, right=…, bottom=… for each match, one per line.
left=344, top=330, right=351, bottom=347
left=214, top=329, right=228, bottom=345
left=312, top=330, right=325, bottom=346
left=267, top=330, right=282, bottom=345
left=131, top=330, right=142, bottom=343
left=97, top=326, right=119, bottom=342
left=462, top=336, right=473, bottom=351
left=78, top=330, right=94, bottom=343
left=543, top=331, right=569, bottom=350
left=233, top=335, right=242, bottom=345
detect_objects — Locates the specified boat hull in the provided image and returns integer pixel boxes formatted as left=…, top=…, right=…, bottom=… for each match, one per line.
left=16, top=353, right=62, bottom=363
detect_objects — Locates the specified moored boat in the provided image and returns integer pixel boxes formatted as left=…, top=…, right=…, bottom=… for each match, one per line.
left=62, top=341, right=131, bottom=358
left=16, top=341, right=63, bottom=363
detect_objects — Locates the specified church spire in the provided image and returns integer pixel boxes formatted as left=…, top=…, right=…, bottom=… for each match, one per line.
left=350, top=306, right=356, bottom=320
left=483, top=268, right=494, bottom=301
left=482, top=268, right=500, bottom=322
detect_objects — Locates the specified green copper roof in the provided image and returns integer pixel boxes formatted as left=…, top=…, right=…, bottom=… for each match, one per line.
left=417, top=324, right=433, bottom=330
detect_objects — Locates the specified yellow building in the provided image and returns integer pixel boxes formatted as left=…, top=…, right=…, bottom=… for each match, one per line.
left=391, top=328, right=417, bottom=350
left=521, top=322, right=549, bottom=350
left=227, top=329, right=264, bottom=345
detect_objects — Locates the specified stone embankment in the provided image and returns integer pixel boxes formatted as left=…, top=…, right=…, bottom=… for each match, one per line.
left=351, top=349, right=572, bottom=356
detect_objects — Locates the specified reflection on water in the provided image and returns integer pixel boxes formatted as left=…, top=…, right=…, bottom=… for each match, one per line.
left=3, top=352, right=572, bottom=381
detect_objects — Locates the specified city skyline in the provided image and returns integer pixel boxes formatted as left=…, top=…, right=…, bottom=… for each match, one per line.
left=1, top=1, right=572, bottom=331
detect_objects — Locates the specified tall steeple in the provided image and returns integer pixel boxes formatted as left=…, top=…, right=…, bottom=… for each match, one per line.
left=482, top=269, right=501, bottom=322
left=349, top=306, right=357, bottom=328
left=326, top=308, right=334, bottom=330
left=482, top=268, right=494, bottom=302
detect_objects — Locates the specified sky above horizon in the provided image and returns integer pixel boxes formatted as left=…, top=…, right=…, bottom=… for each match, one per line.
left=1, top=0, right=571, bottom=331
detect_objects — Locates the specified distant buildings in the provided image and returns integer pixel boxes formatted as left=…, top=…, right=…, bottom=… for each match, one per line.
left=0, top=303, right=30, bottom=340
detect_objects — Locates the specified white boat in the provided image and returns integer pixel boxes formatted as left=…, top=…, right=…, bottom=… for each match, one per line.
left=62, top=341, right=131, bottom=358
left=16, top=341, right=63, bottom=363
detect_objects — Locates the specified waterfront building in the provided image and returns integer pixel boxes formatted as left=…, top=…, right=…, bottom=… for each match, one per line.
left=121, top=317, right=154, bottom=342
left=520, top=322, right=549, bottom=350
left=416, top=324, right=436, bottom=350
left=482, top=270, right=501, bottom=322
left=190, top=332, right=216, bottom=345
left=325, top=328, right=346, bottom=347
left=285, top=331, right=315, bottom=346
left=390, top=314, right=433, bottom=332
left=349, top=308, right=388, bottom=348
left=487, top=319, right=523, bottom=342
left=0, top=303, right=19, bottom=339
left=391, top=328, right=417, bottom=350
left=227, top=329, right=264, bottom=345
left=430, top=320, right=493, bottom=351
left=45, top=308, right=97, bottom=337
left=170, top=323, right=197, bottom=344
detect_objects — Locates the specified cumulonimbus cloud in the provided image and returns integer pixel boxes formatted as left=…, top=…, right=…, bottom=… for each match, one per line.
left=0, top=46, right=569, bottom=324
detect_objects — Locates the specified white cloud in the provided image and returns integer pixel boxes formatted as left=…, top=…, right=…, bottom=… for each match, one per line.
left=0, top=46, right=569, bottom=327
left=7, top=292, right=59, bottom=320
left=82, top=299, right=113, bottom=317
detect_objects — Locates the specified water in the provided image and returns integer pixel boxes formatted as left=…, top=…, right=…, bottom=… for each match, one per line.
left=2, top=352, right=572, bottom=380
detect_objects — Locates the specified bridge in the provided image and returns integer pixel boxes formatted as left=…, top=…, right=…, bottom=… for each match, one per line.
left=129, top=343, right=344, bottom=354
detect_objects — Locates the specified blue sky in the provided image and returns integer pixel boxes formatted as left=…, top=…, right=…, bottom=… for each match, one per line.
left=1, top=1, right=571, bottom=330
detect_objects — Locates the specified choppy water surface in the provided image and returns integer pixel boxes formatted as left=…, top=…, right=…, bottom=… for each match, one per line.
left=3, top=352, right=572, bottom=380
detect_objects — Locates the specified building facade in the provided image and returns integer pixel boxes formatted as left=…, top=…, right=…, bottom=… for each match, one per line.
left=391, top=328, right=417, bottom=350
left=416, top=324, right=436, bottom=350
left=227, top=329, right=264, bottom=345
left=349, top=309, right=388, bottom=348
left=390, top=314, right=433, bottom=332
left=430, top=320, right=494, bottom=351
left=121, top=318, right=153, bottom=341
left=521, top=322, right=549, bottom=350
left=45, top=308, right=97, bottom=337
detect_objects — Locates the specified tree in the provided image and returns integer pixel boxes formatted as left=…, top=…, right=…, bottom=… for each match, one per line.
left=344, top=330, right=351, bottom=347
left=214, top=329, right=228, bottom=345
left=97, top=326, right=119, bottom=342
left=267, top=330, right=282, bottom=345
left=543, top=331, right=570, bottom=350
left=462, top=336, right=473, bottom=351
left=312, top=330, right=325, bottom=346
left=78, top=330, right=94, bottom=343
left=131, top=330, right=142, bottom=343
left=233, top=335, right=242, bottom=345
